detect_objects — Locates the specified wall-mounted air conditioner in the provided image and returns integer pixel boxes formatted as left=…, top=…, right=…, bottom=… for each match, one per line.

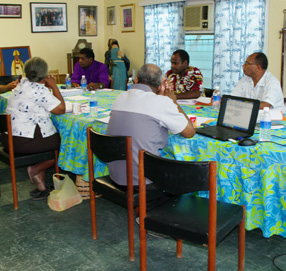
left=184, top=2, right=214, bottom=33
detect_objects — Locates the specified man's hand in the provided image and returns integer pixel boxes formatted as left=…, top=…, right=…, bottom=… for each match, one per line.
left=158, top=79, right=176, bottom=103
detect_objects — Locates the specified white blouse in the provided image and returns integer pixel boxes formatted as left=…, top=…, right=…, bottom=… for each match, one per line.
left=6, top=77, right=61, bottom=138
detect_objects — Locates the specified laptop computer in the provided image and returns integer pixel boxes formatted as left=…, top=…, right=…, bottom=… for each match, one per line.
left=196, top=95, right=260, bottom=141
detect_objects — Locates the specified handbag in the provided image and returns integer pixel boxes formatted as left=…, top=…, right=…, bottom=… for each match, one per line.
left=48, top=173, right=83, bottom=211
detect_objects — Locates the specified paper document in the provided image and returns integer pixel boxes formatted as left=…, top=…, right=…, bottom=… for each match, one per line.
left=96, top=88, right=113, bottom=92
left=194, top=97, right=211, bottom=104
left=65, top=95, right=88, bottom=101
left=187, top=115, right=216, bottom=127
left=60, top=88, right=84, bottom=97
left=96, top=116, right=110, bottom=124
left=177, top=99, right=197, bottom=105
left=65, top=101, right=73, bottom=113
left=257, top=109, right=283, bottom=121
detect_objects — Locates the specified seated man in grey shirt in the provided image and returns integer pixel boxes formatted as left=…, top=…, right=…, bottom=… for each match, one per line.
left=107, top=63, right=195, bottom=189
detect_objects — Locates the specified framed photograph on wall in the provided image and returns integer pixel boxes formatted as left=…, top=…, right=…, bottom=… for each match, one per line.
left=0, top=4, right=21, bottom=18
left=30, top=2, right=67, bottom=33
left=107, top=6, right=115, bottom=25
left=0, top=46, right=31, bottom=76
left=120, top=4, right=135, bottom=32
left=79, top=5, right=97, bottom=36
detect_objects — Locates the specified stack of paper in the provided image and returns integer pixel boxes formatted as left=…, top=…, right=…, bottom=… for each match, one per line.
left=60, top=88, right=84, bottom=97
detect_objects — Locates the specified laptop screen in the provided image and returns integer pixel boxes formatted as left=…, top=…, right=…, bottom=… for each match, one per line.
left=217, top=95, right=260, bottom=134
left=222, top=98, right=254, bottom=131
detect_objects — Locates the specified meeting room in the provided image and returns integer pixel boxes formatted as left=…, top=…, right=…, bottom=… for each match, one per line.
left=0, top=0, right=286, bottom=270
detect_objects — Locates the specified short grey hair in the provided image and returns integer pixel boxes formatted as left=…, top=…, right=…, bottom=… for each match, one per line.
left=137, top=64, right=162, bottom=89
left=24, top=57, right=48, bottom=82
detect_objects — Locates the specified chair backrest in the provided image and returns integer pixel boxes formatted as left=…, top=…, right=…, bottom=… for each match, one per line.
left=140, top=150, right=212, bottom=195
left=48, top=69, right=60, bottom=84
left=0, top=75, right=21, bottom=85
left=87, top=127, right=131, bottom=163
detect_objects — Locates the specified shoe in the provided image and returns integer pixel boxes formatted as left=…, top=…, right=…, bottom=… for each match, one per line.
left=32, top=189, right=50, bottom=201
left=30, top=186, right=53, bottom=197
left=135, top=216, right=139, bottom=225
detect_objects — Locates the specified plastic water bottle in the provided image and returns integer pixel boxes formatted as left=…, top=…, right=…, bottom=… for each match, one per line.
left=259, top=107, right=271, bottom=141
left=81, top=75, right=87, bottom=91
left=65, top=74, right=71, bottom=89
left=89, top=90, right=98, bottom=116
left=199, top=84, right=205, bottom=97
left=127, top=77, right=134, bottom=90
left=212, top=86, right=221, bottom=110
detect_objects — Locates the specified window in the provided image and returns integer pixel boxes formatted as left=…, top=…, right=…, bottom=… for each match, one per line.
left=185, top=34, right=214, bottom=88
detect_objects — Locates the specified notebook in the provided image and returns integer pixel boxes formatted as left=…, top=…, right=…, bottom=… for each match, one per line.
left=196, top=95, right=260, bottom=141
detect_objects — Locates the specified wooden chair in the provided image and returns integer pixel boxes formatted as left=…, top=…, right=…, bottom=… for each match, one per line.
left=48, top=69, right=60, bottom=84
left=138, top=150, right=246, bottom=271
left=0, top=114, right=60, bottom=210
left=87, top=127, right=164, bottom=262
left=0, top=75, right=21, bottom=85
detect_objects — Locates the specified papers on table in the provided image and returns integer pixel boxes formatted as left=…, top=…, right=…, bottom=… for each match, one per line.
left=96, top=116, right=110, bottom=124
left=60, top=88, right=84, bottom=97
left=177, top=97, right=211, bottom=105
left=257, top=109, right=283, bottom=121
left=96, top=88, right=113, bottom=92
left=255, top=121, right=284, bottom=130
left=65, top=95, right=87, bottom=101
left=187, top=115, right=216, bottom=127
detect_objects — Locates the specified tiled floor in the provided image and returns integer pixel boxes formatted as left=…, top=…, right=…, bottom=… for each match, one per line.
left=0, top=163, right=285, bottom=271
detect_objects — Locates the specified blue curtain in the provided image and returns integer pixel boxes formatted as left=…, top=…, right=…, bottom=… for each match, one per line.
left=144, top=2, right=185, bottom=74
left=213, top=0, right=266, bottom=94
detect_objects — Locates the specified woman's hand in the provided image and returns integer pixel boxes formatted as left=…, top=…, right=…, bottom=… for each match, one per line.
left=43, top=75, right=57, bottom=89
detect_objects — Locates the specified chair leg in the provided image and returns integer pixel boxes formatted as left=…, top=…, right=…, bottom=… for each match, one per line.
left=238, top=206, right=246, bottom=271
left=10, top=165, right=18, bottom=210
left=127, top=195, right=135, bottom=261
left=54, top=150, right=60, bottom=173
left=176, top=239, right=183, bottom=258
left=89, top=181, right=97, bottom=240
left=139, top=219, right=147, bottom=271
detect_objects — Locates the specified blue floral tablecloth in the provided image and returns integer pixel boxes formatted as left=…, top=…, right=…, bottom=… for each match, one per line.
left=1, top=90, right=286, bottom=238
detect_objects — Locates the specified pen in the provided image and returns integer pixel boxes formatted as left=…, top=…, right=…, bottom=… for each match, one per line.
left=196, top=107, right=204, bottom=109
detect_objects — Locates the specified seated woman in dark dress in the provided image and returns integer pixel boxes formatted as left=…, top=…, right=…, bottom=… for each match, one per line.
left=2, top=57, right=65, bottom=200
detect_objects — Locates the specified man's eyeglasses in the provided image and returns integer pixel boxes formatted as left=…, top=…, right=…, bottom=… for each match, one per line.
left=244, top=61, right=256, bottom=66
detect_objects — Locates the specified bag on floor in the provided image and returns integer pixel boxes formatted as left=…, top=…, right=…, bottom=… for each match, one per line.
left=48, top=173, right=82, bottom=211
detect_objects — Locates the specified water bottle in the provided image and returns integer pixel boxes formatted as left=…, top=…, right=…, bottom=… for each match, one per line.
left=89, top=90, right=98, bottom=117
left=81, top=75, right=87, bottom=91
left=65, top=74, right=71, bottom=89
left=127, top=77, right=134, bottom=90
left=259, top=107, right=271, bottom=141
left=199, top=84, right=205, bottom=97
left=212, top=86, right=221, bottom=110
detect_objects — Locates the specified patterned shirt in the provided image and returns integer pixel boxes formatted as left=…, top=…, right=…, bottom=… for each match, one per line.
left=164, top=66, right=203, bottom=93
left=6, top=77, right=61, bottom=138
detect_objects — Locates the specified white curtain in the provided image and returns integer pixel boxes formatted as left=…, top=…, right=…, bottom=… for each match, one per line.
left=213, top=0, right=266, bottom=94
left=144, top=2, right=185, bottom=74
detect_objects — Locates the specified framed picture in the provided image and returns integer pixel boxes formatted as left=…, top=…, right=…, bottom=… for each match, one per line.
left=107, top=6, right=115, bottom=25
left=120, top=4, right=135, bottom=32
left=0, top=4, right=21, bottom=18
left=0, top=46, right=31, bottom=76
left=30, top=2, right=67, bottom=33
left=79, top=5, right=97, bottom=36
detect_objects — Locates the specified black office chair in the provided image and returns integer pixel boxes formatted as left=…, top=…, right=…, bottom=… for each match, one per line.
left=0, top=114, right=60, bottom=210
left=138, top=150, right=246, bottom=271
left=0, top=75, right=21, bottom=85
left=87, top=127, right=164, bottom=262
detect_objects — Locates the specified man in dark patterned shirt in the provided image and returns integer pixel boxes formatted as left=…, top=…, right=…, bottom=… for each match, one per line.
left=164, top=49, right=203, bottom=99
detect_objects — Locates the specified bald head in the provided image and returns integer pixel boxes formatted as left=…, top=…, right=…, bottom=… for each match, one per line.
left=137, top=64, right=162, bottom=89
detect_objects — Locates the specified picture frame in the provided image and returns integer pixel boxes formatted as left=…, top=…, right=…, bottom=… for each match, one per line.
left=120, top=4, right=135, bottom=32
left=30, top=2, right=67, bottom=33
left=107, top=6, right=116, bottom=25
left=0, top=46, right=31, bottom=76
left=79, top=5, right=97, bottom=36
left=0, top=4, right=21, bottom=18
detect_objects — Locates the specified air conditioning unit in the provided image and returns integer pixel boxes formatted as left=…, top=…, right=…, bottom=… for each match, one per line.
left=184, top=4, right=214, bottom=33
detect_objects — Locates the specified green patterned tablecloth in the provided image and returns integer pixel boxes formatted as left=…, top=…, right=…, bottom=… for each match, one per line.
left=1, top=90, right=286, bottom=238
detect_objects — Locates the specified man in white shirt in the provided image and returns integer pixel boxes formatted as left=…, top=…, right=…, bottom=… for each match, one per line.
left=231, top=52, right=284, bottom=110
